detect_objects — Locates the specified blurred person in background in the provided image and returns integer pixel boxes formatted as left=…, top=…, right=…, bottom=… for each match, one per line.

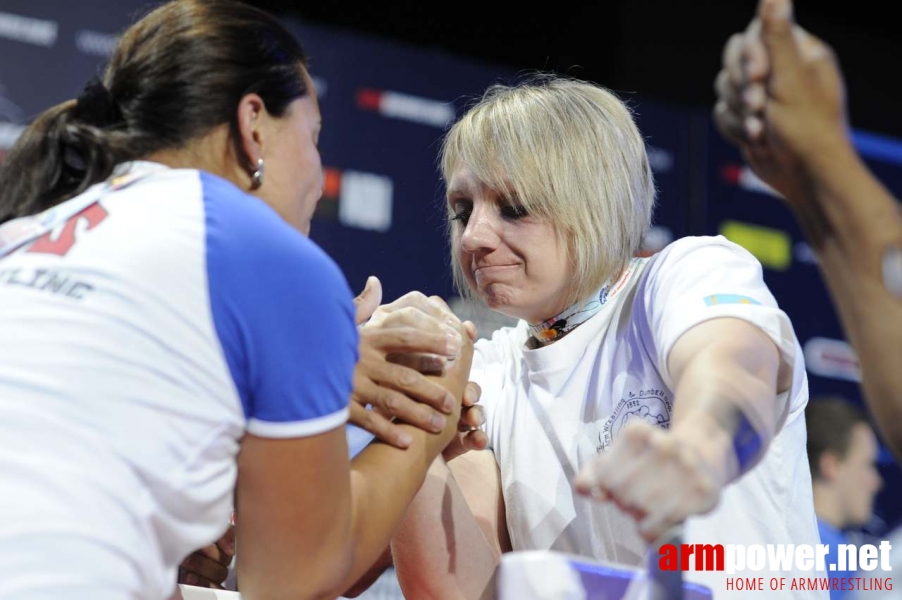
left=806, top=398, right=883, bottom=599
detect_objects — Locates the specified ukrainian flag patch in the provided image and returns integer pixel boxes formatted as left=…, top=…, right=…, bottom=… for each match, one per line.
left=704, top=294, right=761, bottom=306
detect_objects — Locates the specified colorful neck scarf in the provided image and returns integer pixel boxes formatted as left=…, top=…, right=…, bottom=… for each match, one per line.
left=528, top=259, right=638, bottom=344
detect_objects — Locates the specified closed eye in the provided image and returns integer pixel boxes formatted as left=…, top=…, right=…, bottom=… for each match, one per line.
left=450, top=208, right=470, bottom=225
left=501, top=204, right=529, bottom=220
left=448, top=198, right=472, bottom=225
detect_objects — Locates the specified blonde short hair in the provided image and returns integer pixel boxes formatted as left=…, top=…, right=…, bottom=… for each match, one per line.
left=441, top=76, right=656, bottom=308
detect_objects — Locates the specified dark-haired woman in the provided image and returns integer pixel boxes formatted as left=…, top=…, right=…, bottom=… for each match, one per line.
left=0, top=2, right=472, bottom=599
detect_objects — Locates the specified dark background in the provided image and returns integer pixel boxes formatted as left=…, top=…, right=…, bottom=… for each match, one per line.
left=253, top=0, right=901, bottom=138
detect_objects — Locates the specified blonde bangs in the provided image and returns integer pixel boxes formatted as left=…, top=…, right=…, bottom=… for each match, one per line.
left=441, top=76, right=656, bottom=311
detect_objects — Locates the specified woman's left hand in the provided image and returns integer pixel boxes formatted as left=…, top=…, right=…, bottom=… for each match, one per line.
left=574, top=419, right=730, bottom=543
left=442, top=381, right=488, bottom=462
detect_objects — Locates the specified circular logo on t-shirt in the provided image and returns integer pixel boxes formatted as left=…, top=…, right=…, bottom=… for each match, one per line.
left=598, top=388, right=673, bottom=452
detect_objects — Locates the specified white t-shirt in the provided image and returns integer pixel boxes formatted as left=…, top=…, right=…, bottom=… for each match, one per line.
left=471, top=236, right=826, bottom=599
left=0, top=162, right=357, bottom=600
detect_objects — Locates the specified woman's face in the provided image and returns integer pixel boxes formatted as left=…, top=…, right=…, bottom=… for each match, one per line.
left=258, top=73, right=323, bottom=236
left=447, top=167, right=572, bottom=323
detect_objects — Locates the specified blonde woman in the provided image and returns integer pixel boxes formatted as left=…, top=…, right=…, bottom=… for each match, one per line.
left=387, top=76, right=825, bottom=599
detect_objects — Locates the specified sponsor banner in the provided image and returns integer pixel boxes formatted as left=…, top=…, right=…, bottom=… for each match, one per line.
left=0, top=11, right=57, bottom=47
left=356, top=88, right=454, bottom=128
left=804, top=337, right=861, bottom=383
left=720, top=163, right=782, bottom=198
left=318, top=166, right=393, bottom=232
left=719, top=220, right=792, bottom=271
left=74, top=29, right=118, bottom=57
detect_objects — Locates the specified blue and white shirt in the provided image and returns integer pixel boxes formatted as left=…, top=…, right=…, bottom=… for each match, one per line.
left=0, top=161, right=357, bottom=600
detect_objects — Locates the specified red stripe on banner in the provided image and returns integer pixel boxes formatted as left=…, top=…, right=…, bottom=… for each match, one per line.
left=821, top=351, right=859, bottom=368
left=323, top=167, right=342, bottom=200
left=721, top=164, right=742, bottom=185
left=356, top=88, right=383, bottom=111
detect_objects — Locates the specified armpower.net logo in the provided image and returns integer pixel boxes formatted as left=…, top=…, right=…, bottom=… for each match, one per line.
left=658, top=541, right=893, bottom=594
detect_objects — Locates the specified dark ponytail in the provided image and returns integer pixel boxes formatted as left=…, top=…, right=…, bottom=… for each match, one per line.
left=0, top=0, right=309, bottom=221
left=0, top=80, right=126, bottom=221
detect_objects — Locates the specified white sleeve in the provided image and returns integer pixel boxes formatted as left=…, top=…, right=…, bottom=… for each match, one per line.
left=638, top=235, right=807, bottom=430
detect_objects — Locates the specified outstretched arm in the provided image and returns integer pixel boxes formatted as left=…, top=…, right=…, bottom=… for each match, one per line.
left=713, top=0, right=902, bottom=459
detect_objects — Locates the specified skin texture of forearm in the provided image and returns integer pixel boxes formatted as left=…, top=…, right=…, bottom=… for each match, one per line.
left=391, top=457, right=500, bottom=600
left=334, top=341, right=475, bottom=596
left=669, top=321, right=783, bottom=480
left=791, top=140, right=900, bottom=259
left=788, top=144, right=902, bottom=460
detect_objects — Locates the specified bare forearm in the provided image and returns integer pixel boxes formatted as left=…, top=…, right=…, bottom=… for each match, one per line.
left=814, top=230, right=902, bottom=410
left=339, top=427, right=445, bottom=592
left=336, top=344, right=474, bottom=594
left=831, top=279, right=902, bottom=461
left=670, top=335, right=781, bottom=481
left=786, top=144, right=902, bottom=459
left=392, top=458, right=499, bottom=600
left=240, top=430, right=440, bottom=600
left=791, top=139, right=901, bottom=262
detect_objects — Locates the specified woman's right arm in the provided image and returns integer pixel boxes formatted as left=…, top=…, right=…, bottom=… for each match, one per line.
left=235, top=322, right=473, bottom=600
left=236, top=428, right=355, bottom=600
left=236, top=335, right=473, bottom=600
left=391, top=449, right=510, bottom=600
